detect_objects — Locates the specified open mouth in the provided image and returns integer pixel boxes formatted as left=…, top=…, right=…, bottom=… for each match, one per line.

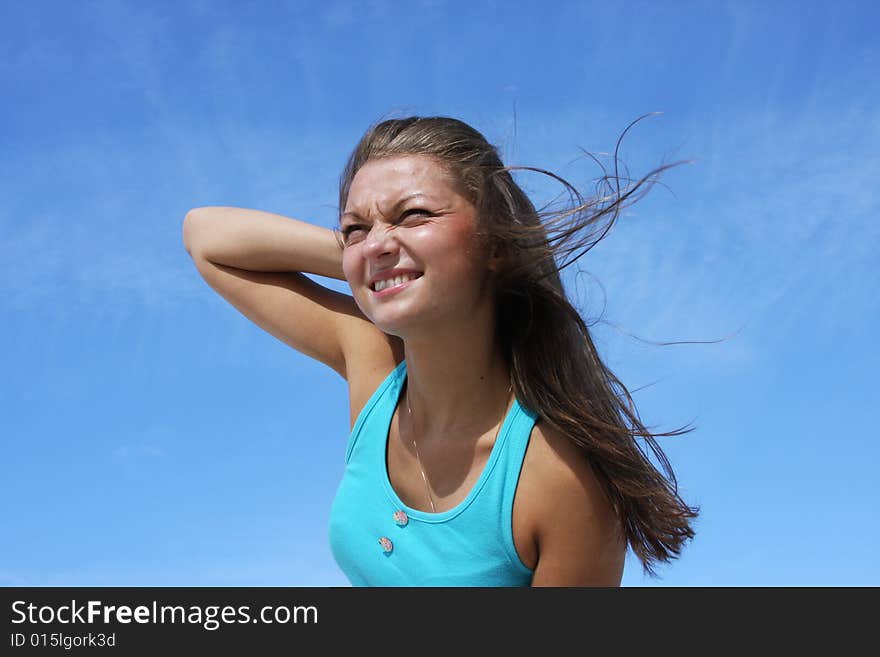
left=371, top=273, right=423, bottom=295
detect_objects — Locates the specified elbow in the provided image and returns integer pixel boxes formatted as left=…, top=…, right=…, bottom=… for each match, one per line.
left=182, top=207, right=208, bottom=256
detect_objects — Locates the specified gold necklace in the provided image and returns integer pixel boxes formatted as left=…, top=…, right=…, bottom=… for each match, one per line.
left=404, top=378, right=513, bottom=513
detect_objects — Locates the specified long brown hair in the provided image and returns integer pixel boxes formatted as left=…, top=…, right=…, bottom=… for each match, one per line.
left=335, top=114, right=699, bottom=577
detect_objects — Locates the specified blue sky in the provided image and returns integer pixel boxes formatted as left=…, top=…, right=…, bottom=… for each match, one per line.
left=2, top=0, right=877, bottom=586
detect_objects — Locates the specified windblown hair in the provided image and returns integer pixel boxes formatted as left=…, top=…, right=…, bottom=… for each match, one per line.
left=335, top=114, right=699, bottom=577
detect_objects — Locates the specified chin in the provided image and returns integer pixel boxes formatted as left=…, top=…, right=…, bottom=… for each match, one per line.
left=369, top=308, right=431, bottom=340
left=369, top=314, right=412, bottom=337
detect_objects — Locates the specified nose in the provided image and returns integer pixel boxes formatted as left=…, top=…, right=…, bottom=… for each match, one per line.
left=362, top=222, right=400, bottom=260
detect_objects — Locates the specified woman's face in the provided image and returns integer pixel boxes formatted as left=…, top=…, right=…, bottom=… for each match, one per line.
left=341, top=154, right=494, bottom=337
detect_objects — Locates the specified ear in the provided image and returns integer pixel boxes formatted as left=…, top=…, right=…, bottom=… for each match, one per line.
left=487, top=239, right=507, bottom=273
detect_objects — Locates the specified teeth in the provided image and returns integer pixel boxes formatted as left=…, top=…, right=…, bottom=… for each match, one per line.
left=374, top=273, right=420, bottom=292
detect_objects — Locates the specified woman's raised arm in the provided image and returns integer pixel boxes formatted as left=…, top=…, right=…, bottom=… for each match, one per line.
left=182, top=206, right=345, bottom=280
left=181, top=206, right=392, bottom=382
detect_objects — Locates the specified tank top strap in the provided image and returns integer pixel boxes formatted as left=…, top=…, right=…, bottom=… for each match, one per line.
left=451, top=396, right=539, bottom=575
left=497, top=398, right=540, bottom=509
left=344, top=359, right=407, bottom=465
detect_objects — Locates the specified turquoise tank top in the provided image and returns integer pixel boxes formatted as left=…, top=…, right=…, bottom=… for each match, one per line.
left=328, top=359, right=538, bottom=586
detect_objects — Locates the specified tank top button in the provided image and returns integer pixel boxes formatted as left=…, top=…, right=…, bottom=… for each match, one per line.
left=379, top=536, right=393, bottom=554
left=392, top=510, right=409, bottom=527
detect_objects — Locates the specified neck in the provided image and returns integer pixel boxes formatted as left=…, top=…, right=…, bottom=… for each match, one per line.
left=401, top=314, right=512, bottom=443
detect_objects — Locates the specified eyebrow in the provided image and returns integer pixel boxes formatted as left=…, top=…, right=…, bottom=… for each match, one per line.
left=340, top=193, right=433, bottom=224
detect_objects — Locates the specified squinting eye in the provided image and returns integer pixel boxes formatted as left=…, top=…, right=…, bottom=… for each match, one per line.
left=341, top=210, right=428, bottom=243
left=342, top=225, right=365, bottom=239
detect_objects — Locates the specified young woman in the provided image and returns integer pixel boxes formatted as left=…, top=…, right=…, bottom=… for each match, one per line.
left=182, top=115, right=699, bottom=586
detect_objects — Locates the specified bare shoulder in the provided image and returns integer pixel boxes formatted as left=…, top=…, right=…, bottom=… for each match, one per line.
left=522, top=420, right=626, bottom=586
left=337, top=313, right=405, bottom=430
